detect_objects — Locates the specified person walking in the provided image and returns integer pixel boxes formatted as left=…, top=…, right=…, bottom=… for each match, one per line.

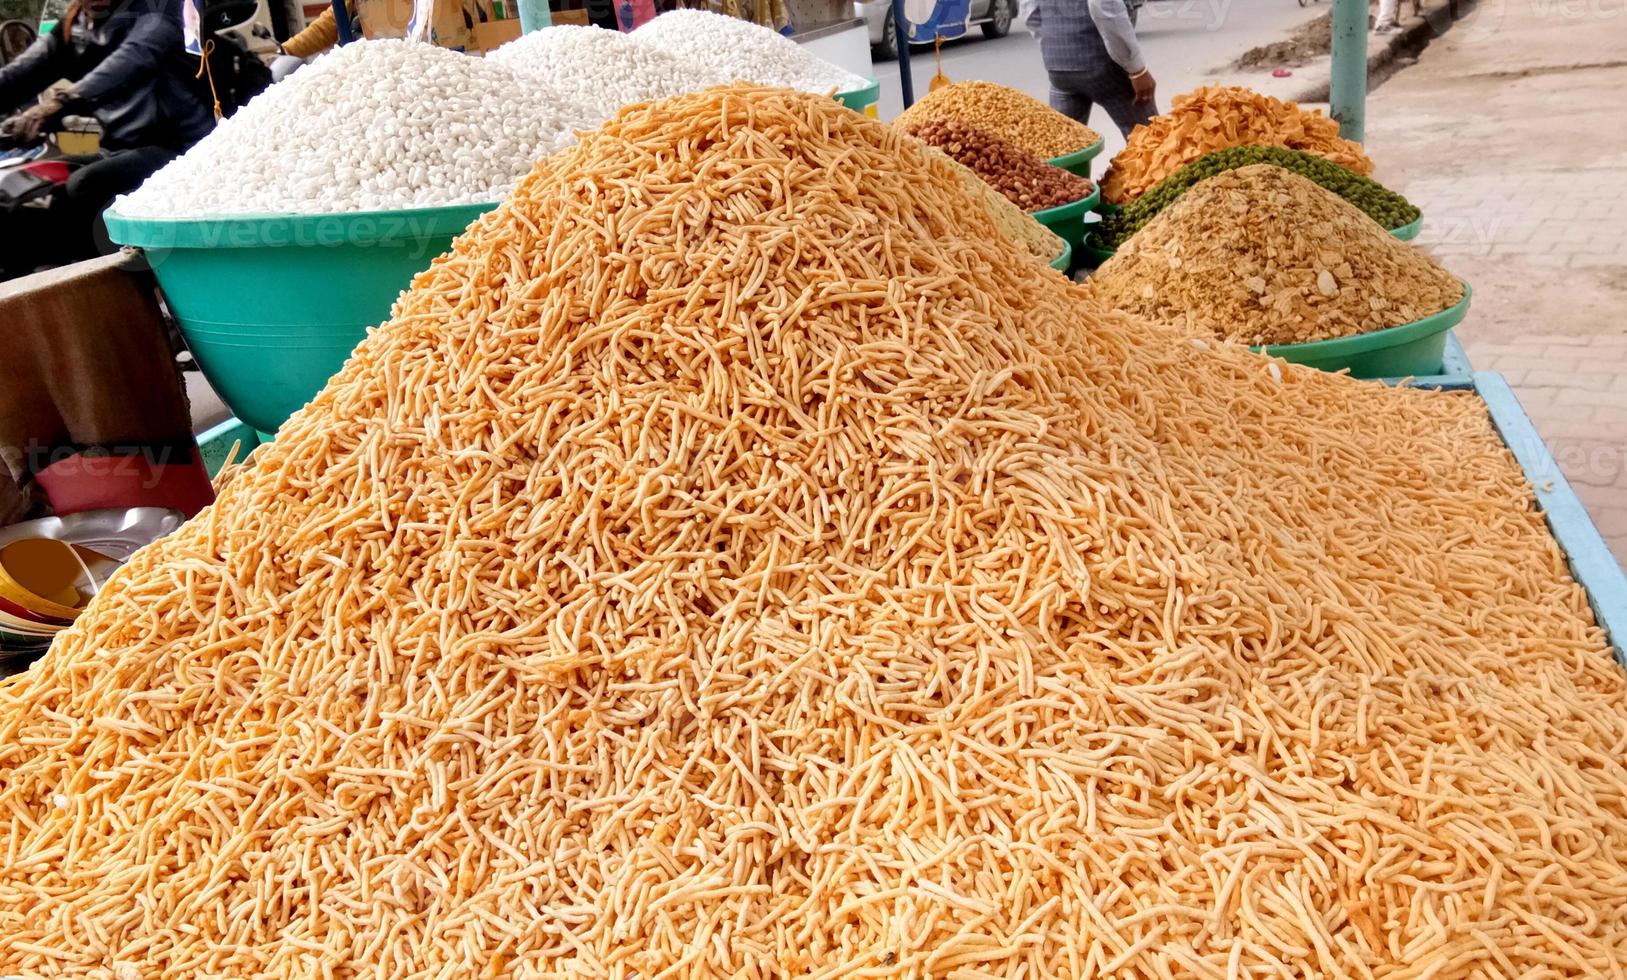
left=1029, top=0, right=1157, bottom=138
left=1373, top=0, right=1420, bottom=34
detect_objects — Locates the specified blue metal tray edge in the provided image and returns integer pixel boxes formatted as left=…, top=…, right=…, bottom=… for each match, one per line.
left=1410, top=371, right=1627, bottom=666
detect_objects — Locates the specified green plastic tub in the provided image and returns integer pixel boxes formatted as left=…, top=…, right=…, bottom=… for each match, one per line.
left=834, top=78, right=881, bottom=118
left=1048, top=240, right=1073, bottom=272
left=1382, top=331, right=1471, bottom=385
left=1047, top=138, right=1105, bottom=178
left=1255, top=283, right=1472, bottom=379
left=1077, top=230, right=1117, bottom=268
left=1030, top=187, right=1101, bottom=248
left=195, top=417, right=263, bottom=476
left=1391, top=214, right=1424, bottom=241
left=104, top=202, right=496, bottom=434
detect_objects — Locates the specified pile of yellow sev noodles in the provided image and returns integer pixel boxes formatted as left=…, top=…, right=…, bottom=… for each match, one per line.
left=3, top=86, right=1626, bottom=978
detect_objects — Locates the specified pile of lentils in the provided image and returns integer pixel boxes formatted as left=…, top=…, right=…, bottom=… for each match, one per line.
left=1095, top=144, right=1421, bottom=250
left=903, top=118, right=1095, bottom=212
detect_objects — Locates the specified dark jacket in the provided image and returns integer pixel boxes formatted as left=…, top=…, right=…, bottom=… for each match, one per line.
left=0, top=0, right=214, bottom=151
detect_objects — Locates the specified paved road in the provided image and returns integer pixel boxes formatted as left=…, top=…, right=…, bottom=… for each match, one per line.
left=873, top=0, right=1329, bottom=156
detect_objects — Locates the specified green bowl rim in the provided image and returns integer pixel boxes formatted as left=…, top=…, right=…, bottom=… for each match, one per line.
left=1077, top=230, right=1118, bottom=264
left=1253, top=281, right=1472, bottom=359
left=834, top=76, right=881, bottom=107
left=1030, top=185, right=1101, bottom=224
left=1048, top=239, right=1073, bottom=271
left=1390, top=213, right=1424, bottom=241
left=1047, top=138, right=1106, bottom=169
left=103, top=200, right=500, bottom=249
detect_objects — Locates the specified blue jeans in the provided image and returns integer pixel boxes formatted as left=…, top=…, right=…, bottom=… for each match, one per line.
left=1048, top=67, right=1157, bottom=139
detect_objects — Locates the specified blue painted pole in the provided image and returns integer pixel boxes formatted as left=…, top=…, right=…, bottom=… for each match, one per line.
left=331, top=0, right=355, bottom=44
left=891, top=0, right=914, bottom=108
left=517, top=0, right=552, bottom=34
left=1329, top=0, right=1367, bottom=141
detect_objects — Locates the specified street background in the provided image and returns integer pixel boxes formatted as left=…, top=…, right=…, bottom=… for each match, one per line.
left=178, top=0, right=1627, bottom=559
left=875, top=0, right=1333, bottom=152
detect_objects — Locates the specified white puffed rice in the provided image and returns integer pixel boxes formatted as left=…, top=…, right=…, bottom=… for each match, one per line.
left=117, top=40, right=597, bottom=219
left=486, top=25, right=728, bottom=125
left=632, top=10, right=867, bottom=95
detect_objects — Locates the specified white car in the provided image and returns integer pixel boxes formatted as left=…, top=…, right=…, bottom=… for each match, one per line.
left=858, top=0, right=1019, bottom=59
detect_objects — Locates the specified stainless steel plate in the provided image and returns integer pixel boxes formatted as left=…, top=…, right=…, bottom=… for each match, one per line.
left=0, top=509, right=185, bottom=662
left=0, top=609, right=60, bottom=635
left=0, top=508, right=186, bottom=562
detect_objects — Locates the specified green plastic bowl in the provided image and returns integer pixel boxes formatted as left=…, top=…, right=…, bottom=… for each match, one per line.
left=195, top=417, right=263, bottom=476
left=104, top=202, right=496, bottom=434
left=834, top=78, right=881, bottom=116
left=1047, top=138, right=1106, bottom=177
left=1048, top=240, right=1073, bottom=272
left=1077, top=230, right=1117, bottom=268
left=1391, top=214, right=1424, bottom=241
left=1255, top=283, right=1472, bottom=379
left=1030, top=187, right=1101, bottom=247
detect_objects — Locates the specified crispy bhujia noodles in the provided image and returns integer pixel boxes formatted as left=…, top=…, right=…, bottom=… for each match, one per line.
left=2, top=87, right=1625, bottom=978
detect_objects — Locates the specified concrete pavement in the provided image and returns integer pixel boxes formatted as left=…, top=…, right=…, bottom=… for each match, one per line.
left=1360, top=0, right=1627, bottom=560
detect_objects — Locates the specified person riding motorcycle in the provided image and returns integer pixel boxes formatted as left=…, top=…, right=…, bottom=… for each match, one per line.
left=0, top=0, right=213, bottom=276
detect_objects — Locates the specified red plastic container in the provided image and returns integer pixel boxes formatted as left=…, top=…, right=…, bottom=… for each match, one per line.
left=35, top=449, right=214, bottom=518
